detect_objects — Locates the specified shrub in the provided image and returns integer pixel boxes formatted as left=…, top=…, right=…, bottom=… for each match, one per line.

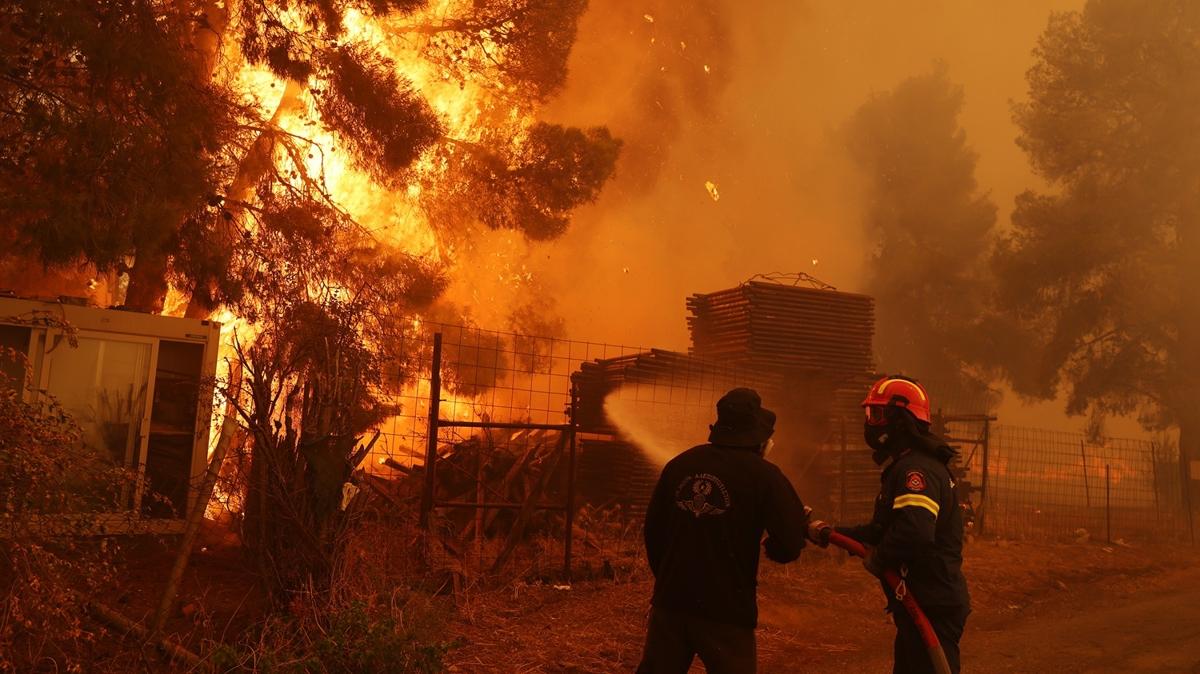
left=0, top=351, right=135, bottom=672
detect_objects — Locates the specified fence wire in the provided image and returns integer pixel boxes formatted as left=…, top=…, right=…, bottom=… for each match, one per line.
left=981, top=425, right=1191, bottom=541
left=373, top=323, right=787, bottom=576
left=374, top=324, right=1195, bottom=561
left=375, top=323, right=639, bottom=469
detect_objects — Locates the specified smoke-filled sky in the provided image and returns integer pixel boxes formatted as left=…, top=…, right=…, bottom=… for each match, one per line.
left=529, top=0, right=1153, bottom=436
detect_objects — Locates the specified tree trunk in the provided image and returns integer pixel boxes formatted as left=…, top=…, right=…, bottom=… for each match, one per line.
left=193, top=0, right=229, bottom=81
left=123, top=247, right=169, bottom=313
left=181, top=80, right=304, bottom=318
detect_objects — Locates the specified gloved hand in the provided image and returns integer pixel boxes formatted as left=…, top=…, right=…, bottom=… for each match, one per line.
left=862, top=548, right=885, bottom=578
left=807, top=519, right=832, bottom=548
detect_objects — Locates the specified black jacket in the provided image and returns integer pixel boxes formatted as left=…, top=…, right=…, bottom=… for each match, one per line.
left=836, top=437, right=970, bottom=610
left=643, top=443, right=807, bottom=628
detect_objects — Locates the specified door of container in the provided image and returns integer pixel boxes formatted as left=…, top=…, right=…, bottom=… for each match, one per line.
left=38, top=331, right=158, bottom=513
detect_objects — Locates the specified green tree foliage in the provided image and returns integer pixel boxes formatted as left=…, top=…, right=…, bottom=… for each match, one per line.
left=994, top=0, right=1200, bottom=463
left=844, top=65, right=998, bottom=406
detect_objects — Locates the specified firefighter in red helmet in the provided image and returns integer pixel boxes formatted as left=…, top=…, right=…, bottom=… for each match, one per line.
left=809, top=375, right=970, bottom=673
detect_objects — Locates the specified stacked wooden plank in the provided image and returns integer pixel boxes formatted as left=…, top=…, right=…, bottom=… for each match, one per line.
left=568, top=280, right=887, bottom=522
left=687, top=281, right=877, bottom=438
left=687, top=281, right=875, bottom=380
left=576, top=439, right=659, bottom=519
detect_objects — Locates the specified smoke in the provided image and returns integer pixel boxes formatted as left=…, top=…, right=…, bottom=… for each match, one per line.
left=531, top=1, right=1082, bottom=350
left=523, top=1, right=1154, bottom=438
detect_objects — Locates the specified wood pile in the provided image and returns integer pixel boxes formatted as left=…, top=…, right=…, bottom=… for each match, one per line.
left=563, top=277, right=888, bottom=522
left=371, top=427, right=568, bottom=574
left=686, top=280, right=874, bottom=381
left=575, top=438, right=659, bottom=519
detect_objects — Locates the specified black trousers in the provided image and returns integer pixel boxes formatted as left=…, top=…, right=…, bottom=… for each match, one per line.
left=892, top=605, right=969, bottom=674
left=636, top=605, right=756, bottom=674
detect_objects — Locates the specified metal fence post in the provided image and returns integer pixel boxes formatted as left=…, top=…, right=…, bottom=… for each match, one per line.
left=1105, top=463, right=1112, bottom=544
left=839, top=416, right=847, bottom=523
left=1150, top=442, right=1161, bottom=531
left=563, top=386, right=578, bottom=581
left=419, top=332, right=443, bottom=530
left=1181, top=447, right=1196, bottom=545
left=475, top=422, right=485, bottom=565
left=979, top=419, right=990, bottom=536
left=1080, top=440, right=1091, bottom=509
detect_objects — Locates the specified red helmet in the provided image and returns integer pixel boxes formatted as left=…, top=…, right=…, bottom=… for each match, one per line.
left=862, top=375, right=932, bottom=425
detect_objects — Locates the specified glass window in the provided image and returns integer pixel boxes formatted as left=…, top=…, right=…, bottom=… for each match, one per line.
left=44, top=336, right=152, bottom=509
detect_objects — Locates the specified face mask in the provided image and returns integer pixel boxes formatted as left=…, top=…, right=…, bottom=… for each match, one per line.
left=865, top=423, right=891, bottom=464
left=760, top=438, right=774, bottom=458
left=865, top=405, right=924, bottom=465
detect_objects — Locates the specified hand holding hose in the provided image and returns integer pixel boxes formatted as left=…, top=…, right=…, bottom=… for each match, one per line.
left=802, top=508, right=951, bottom=674
left=807, top=519, right=833, bottom=548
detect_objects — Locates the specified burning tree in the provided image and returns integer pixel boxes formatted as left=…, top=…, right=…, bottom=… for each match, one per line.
left=0, top=0, right=619, bottom=312
left=0, top=0, right=620, bottom=598
left=400, top=0, right=589, bottom=102
left=844, top=64, right=999, bottom=404
left=993, top=0, right=1200, bottom=485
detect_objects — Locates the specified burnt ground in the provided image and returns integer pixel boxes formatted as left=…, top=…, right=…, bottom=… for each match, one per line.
left=444, top=539, right=1200, bottom=673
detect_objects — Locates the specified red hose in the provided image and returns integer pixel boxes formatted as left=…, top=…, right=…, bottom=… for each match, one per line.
left=827, top=531, right=952, bottom=674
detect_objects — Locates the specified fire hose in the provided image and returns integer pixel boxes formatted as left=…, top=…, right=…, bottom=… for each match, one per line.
left=824, top=529, right=952, bottom=674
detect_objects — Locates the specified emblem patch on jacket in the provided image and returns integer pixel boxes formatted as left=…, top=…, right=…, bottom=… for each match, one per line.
left=675, top=473, right=731, bottom=517
left=905, top=470, right=927, bottom=492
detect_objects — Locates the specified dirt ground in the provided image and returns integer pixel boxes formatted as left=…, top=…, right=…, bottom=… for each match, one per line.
left=444, top=539, right=1200, bottom=673
left=94, top=530, right=1200, bottom=672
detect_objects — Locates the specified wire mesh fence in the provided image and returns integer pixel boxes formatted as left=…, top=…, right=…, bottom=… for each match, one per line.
left=373, top=325, right=784, bottom=470
left=372, top=323, right=645, bottom=578
left=372, top=323, right=788, bottom=577
left=373, top=322, right=617, bottom=470
left=980, top=425, right=1192, bottom=542
left=375, top=322, right=1195, bottom=570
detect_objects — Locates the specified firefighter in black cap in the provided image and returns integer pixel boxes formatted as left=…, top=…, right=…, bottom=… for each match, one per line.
left=809, top=376, right=970, bottom=674
left=637, top=387, right=808, bottom=674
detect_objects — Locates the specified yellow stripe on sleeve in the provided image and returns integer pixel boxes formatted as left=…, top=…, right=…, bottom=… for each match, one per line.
left=892, top=493, right=940, bottom=517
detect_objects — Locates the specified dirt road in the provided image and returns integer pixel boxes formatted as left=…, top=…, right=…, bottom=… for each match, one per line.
left=962, top=573, right=1200, bottom=673
left=445, top=542, right=1200, bottom=673
left=789, top=567, right=1200, bottom=673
